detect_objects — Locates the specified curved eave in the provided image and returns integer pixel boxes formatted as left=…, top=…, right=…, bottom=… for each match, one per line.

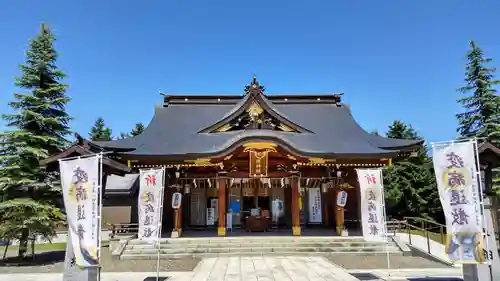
left=117, top=135, right=403, bottom=161
left=376, top=139, right=424, bottom=151
left=198, top=93, right=313, bottom=134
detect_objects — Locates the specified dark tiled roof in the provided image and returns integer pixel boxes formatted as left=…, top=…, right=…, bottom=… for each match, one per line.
left=94, top=94, right=422, bottom=158
left=104, top=173, right=139, bottom=195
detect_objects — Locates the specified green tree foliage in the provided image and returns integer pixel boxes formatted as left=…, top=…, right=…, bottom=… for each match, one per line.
left=118, top=123, right=145, bottom=139
left=456, top=41, right=500, bottom=140
left=455, top=41, right=500, bottom=192
left=0, top=24, right=69, bottom=258
left=118, top=132, right=129, bottom=139
left=89, top=117, right=112, bottom=141
left=130, top=123, right=145, bottom=137
left=383, top=121, right=443, bottom=223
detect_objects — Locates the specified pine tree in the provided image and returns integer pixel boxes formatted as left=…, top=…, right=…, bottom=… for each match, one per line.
left=383, top=121, right=443, bottom=222
left=456, top=41, right=500, bottom=192
left=385, top=121, right=420, bottom=140
left=118, top=132, right=129, bottom=139
left=130, top=123, right=145, bottom=137
left=0, top=24, right=70, bottom=258
left=456, top=41, right=500, bottom=140
left=89, top=117, right=112, bottom=141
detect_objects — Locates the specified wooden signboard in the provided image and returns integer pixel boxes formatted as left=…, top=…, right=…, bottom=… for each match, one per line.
left=249, top=150, right=269, bottom=177
left=171, top=192, right=182, bottom=209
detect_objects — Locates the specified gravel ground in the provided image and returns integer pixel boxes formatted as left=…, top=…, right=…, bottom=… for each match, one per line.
left=327, top=254, right=451, bottom=269
left=0, top=247, right=200, bottom=274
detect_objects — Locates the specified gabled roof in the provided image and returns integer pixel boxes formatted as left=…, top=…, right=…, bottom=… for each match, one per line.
left=41, top=134, right=131, bottom=174
left=93, top=77, right=422, bottom=159
left=478, top=141, right=500, bottom=168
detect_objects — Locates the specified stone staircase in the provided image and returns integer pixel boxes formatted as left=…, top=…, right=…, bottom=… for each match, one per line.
left=120, top=236, right=403, bottom=260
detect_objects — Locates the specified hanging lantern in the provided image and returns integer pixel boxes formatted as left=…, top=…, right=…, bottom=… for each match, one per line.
left=184, top=184, right=191, bottom=194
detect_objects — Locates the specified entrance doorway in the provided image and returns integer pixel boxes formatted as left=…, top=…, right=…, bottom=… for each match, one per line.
left=229, top=178, right=289, bottom=230
left=173, top=176, right=360, bottom=235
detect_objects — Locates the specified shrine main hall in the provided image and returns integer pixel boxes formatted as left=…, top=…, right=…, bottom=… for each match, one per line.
left=45, top=76, right=422, bottom=237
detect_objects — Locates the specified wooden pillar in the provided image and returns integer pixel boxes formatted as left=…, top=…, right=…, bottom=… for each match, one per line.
left=176, top=203, right=182, bottom=234
left=173, top=187, right=183, bottom=236
left=291, top=176, right=301, bottom=236
left=334, top=188, right=346, bottom=235
left=217, top=177, right=227, bottom=236
left=324, top=190, right=330, bottom=227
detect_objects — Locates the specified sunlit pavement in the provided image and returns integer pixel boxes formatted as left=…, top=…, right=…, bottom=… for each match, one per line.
left=2, top=256, right=464, bottom=281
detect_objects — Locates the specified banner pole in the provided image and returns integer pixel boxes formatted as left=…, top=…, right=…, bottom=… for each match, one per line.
left=473, top=139, right=494, bottom=281
left=378, top=168, right=391, bottom=280
left=156, top=167, right=166, bottom=281
left=97, top=153, right=103, bottom=281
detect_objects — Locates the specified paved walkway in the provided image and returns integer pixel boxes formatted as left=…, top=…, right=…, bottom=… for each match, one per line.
left=2, top=256, right=464, bottom=281
left=395, top=233, right=461, bottom=268
left=191, top=256, right=359, bottom=281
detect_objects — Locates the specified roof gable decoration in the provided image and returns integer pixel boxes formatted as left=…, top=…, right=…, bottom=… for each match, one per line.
left=201, top=75, right=313, bottom=134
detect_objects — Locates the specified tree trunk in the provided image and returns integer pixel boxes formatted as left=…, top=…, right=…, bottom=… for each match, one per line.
left=17, top=229, right=29, bottom=259
left=2, top=242, right=8, bottom=259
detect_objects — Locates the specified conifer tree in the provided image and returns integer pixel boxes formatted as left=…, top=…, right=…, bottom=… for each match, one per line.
left=89, top=117, right=112, bottom=141
left=456, top=41, right=500, bottom=140
left=456, top=41, right=500, bottom=193
left=130, top=123, right=145, bottom=136
left=0, top=24, right=70, bottom=258
left=383, top=121, right=443, bottom=222
left=118, top=132, right=129, bottom=139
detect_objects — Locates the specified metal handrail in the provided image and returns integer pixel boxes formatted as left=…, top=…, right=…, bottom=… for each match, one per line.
left=389, top=217, right=446, bottom=256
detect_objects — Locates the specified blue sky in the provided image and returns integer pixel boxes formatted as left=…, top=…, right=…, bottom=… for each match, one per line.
left=1, top=0, right=500, bottom=144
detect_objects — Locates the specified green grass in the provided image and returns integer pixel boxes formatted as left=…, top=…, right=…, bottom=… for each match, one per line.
left=1, top=242, right=67, bottom=255
left=396, top=228, right=445, bottom=244
left=1, top=240, right=109, bottom=254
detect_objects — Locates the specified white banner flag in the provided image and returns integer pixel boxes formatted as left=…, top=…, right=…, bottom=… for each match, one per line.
left=60, top=155, right=101, bottom=268
left=432, top=140, right=486, bottom=263
left=138, top=168, right=165, bottom=240
left=357, top=169, right=387, bottom=242
left=308, top=187, right=322, bottom=223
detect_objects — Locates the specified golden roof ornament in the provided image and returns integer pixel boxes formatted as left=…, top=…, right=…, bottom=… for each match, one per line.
left=244, top=74, right=265, bottom=94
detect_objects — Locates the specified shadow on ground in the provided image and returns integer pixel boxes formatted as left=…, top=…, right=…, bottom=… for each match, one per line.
left=350, top=273, right=463, bottom=281
left=0, top=250, right=65, bottom=266
left=350, top=273, right=379, bottom=280
left=408, top=279, right=462, bottom=281
left=143, top=277, right=170, bottom=281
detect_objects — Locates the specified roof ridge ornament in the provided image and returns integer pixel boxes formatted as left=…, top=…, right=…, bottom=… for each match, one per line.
left=244, top=74, right=265, bottom=95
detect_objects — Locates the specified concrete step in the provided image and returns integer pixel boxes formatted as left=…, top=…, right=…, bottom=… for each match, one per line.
left=126, top=241, right=397, bottom=250
left=122, top=245, right=401, bottom=255
left=120, top=251, right=403, bottom=260
left=120, top=237, right=403, bottom=259
left=126, top=237, right=369, bottom=245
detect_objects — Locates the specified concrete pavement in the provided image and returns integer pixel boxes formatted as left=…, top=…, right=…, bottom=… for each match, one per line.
left=2, top=256, right=464, bottom=281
